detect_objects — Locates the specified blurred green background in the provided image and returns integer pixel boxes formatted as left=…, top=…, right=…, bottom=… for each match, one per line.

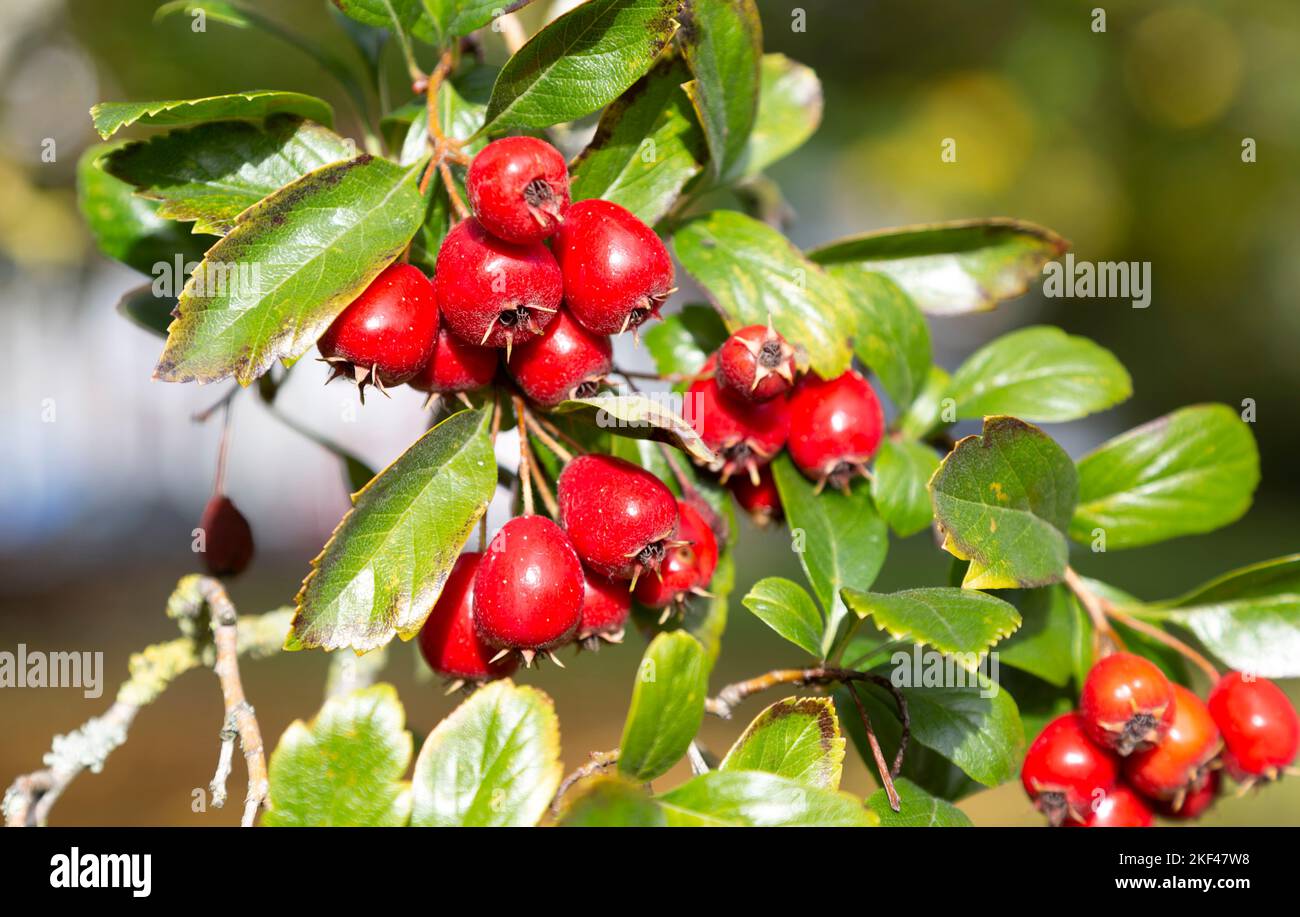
left=1, top=0, right=1296, bottom=825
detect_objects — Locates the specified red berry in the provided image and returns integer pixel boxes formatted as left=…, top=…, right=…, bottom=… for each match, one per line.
left=717, top=323, right=797, bottom=401
left=729, top=463, right=782, bottom=526
left=472, top=516, right=583, bottom=660
left=434, top=218, right=561, bottom=351
left=1069, top=784, right=1154, bottom=828
left=317, top=262, right=439, bottom=394
left=466, top=136, right=570, bottom=244
left=557, top=454, right=678, bottom=583
left=1208, top=671, right=1300, bottom=782
left=1125, top=684, right=1221, bottom=802
left=633, top=500, right=719, bottom=612
left=1021, top=713, right=1119, bottom=826
left=1080, top=652, right=1176, bottom=756
left=408, top=326, right=499, bottom=396
left=507, top=308, right=612, bottom=407
left=786, top=370, right=884, bottom=491
left=417, top=553, right=518, bottom=683
left=198, top=494, right=254, bottom=577
left=1156, top=769, right=1220, bottom=820
left=576, top=571, right=632, bottom=649
left=553, top=199, right=674, bottom=335
left=687, top=375, right=789, bottom=485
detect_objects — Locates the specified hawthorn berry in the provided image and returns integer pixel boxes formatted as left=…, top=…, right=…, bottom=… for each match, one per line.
left=472, top=515, right=583, bottom=663
left=687, top=375, right=789, bottom=485
left=408, top=326, right=499, bottom=400
left=1208, top=671, right=1300, bottom=783
left=1069, top=784, right=1154, bottom=828
left=633, top=500, right=719, bottom=616
left=786, top=369, right=884, bottom=491
left=317, top=261, right=439, bottom=396
left=434, top=218, right=562, bottom=352
left=716, top=323, right=798, bottom=402
left=1156, top=769, right=1220, bottom=820
left=198, top=494, right=254, bottom=577
left=575, top=570, right=632, bottom=650
left=557, top=454, right=679, bottom=584
left=729, top=463, right=782, bottom=526
left=417, top=553, right=517, bottom=684
left=466, top=136, right=570, bottom=244
left=1080, top=652, right=1176, bottom=756
left=553, top=199, right=674, bottom=336
left=1021, top=713, right=1119, bottom=826
left=507, top=307, right=612, bottom=407
left=1124, top=684, right=1221, bottom=803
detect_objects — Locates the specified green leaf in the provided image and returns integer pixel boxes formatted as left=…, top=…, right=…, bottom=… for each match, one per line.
left=897, top=680, right=1025, bottom=787
left=410, top=680, right=563, bottom=827
left=807, top=218, right=1068, bottom=316
left=842, top=587, right=1021, bottom=663
left=334, top=0, right=437, bottom=44
left=741, top=577, right=823, bottom=658
left=738, top=53, right=822, bottom=177
left=264, top=684, right=412, bottom=826
left=154, top=154, right=426, bottom=385
left=872, top=439, right=940, bottom=537
left=570, top=57, right=705, bottom=226
left=156, top=0, right=253, bottom=27
left=997, top=585, right=1078, bottom=688
left=946, top=326, right=1132, bottom=422
left=930, top=416, right=1078, bottom=590
left=481, top=0, right=681, bottom=133
left=550, top=392, right=717, bottom=466
left=643, top=303, right=727, bottom=378
left=1168, top=554, right=1300, bottom=607
left=657, top=770, right=873, bottom=826
left=719, top=697, right=845, bottom=789
left=674, top=210, right=856, bottom=378
left=1070, top=404, right=1260, bottom=548
left=867, top=777, right=972, bottom=827
left=618, top=631, right=708, bottom=781
left=101, top=116, right=355, bottom=236
left=678, top=0, right=761, bottom=179
left=115, top=284, right=175, bottom=338
left=556, top=776, right=666, bottom=826
left=422, top=0, right=538, bottom=41
left=91, top=90, right=333, bottom=139
left=290, top=406, right=497, bottom=652
left=825, top=267, right=931, bottom=409
left=897, top=366, right=951, bottom=440
left=771, top=455, right=888, bottom=656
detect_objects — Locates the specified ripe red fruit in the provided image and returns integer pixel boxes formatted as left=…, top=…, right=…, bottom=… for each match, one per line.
left=553, top=199, right=674, bottom=335
left=1125, top=684, right=1221, bottom=803
left=466, top=136, right=570, bottom=244
left=557, top=454, right=678, bottom=583
left=576, top=571, right=632, bottom=649
left=317, top=262, right=439, bottom=395
left=417, top=553, right=518, bottom=683
left=408, top=326, right=499, bottom=399
left=687, top=375, right=789, bottom=485
left=1069, top=784, right=1154, bottom=828
left=434, top=218, right=562, bottom=352
left=1156, top=769, right=1220, bottom=820
left=786, top=370, right=884, bottom=491
left=1021, top=713, right=1119, bottom=826
left=198, top=494, right=254, bottom=577
left=472, top=516, right=583, bottom=662
left=729, top=463, right=782, bottom=526
left=717, top=323, right=797, bottom=401
left=1080, top=652, right=1176, bottom=756
left=633, top=500, right=719, bottom=614
left=507, top=308, right=612, bottom=407
left=1208, top=671, right=1300, bottom=782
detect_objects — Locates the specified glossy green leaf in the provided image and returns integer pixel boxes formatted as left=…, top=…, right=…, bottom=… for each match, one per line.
left=290, top=406, right=497, bottom=652
left=154, top=154, right=425, bottom=385
left=826, top=267, right=931, bottom=409
left=643, top=304, right=727, bottom=378
left=423, top=0, right=537, bottom=41
left=897, top=366, right=951, bottom=440
left=1070, top=404, right=1259, bottom=548
left=872, top=439, right=940, bottom=537
left=91, top=90, right=333, bottom=139
left=264, top=684, right=412, bottom=826
left=807, top=218, right=1068, bottom=316
left=410, top=680, right=563, bottom=826
left=334, top=0, right=437, bottom=43
left=674, top=210, right=856, bottom=378
left=481, top=0, right=681, bottom=133
left=738, top=53, right=822, bottom=176
left=550, top=392, right=717, bottom=466
left=996, top=585, right=1078, bottom=688
left=679, top=0, right=761, bottom=179
left=843, top=587, right=1021, bottom=663
left=657, top=770, right=873, bottom=826
left=115, top=284, right=176, bottom=338
left=896, top=680, right=1024, bottom=787
left=618, top=631, right=708, bottom=781
left=946, top=326, right=1132, bottom=422
left=556, top=776, right=666, bottom=826
left=719, top=697, right=845, bottom=789
left=156, top=0, right=253, bottom=27
left=741, top=577, right=823, bottom=658
left=867, top=777, right=972, bottom=827
left=930, top=416, right=1078, bottom=590
left=1167, top=554, right=1300, bottom=607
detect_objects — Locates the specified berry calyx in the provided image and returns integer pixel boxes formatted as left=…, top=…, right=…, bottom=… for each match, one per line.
left=472, top=515, right=583, bottom=663
left=1080, top=652, right=1176, bottom=756
left=553, top=199, right=674, bottom=336
left=1021, top=713, right=1119, bottom=826
left=1069, top=784, right=1154, bottom=828
left=786, top=369, right=884, bottom=492
left=198, top=494, right=254, bottom=577
left=1124, top=684, right=1221, bottom=804
left=434, top=218, right=562, bottom=353
left=717, top=322, right=798, bottom=402
left=575, top=571, right=632, bottom=650
left=408, top=326, right=499, bottom=400
left=317, top=262, right=439, bottom=397
left=1208, top=671, right=1300, bottom=783
left=687, top=374, right=790, bottom=485
left=557, top=454, right=679, bottom=584
left=728, top=463, right=782, bottom=526
left=466, top=136, right=570, bottom=244
left=633, top=500, right=719, bottom=617
left=1156, top=770, right=1220, bottom=820
left=417, top=553, right=518, bottom=685
left=507, top=308, right=612, bottom=407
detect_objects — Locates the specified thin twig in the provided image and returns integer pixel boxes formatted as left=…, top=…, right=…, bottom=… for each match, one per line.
left=1063, top=566, right=1125, bottom=657
left=534, top=413, right=587, bottom=456
left=550, top=749, right=620, bottom=817
left=847, top=681, right=900, bottom=811
left=1107, top=606, right=1221, bottom=684
left=522, top=409, right=574, bottom=463
left=192, top=383, right=240, bottom=423
left=513, top=395, right=535, bottom=517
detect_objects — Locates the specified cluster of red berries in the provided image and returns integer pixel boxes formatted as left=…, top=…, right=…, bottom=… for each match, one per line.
left=1021, top=653, right=1300, bottom=826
